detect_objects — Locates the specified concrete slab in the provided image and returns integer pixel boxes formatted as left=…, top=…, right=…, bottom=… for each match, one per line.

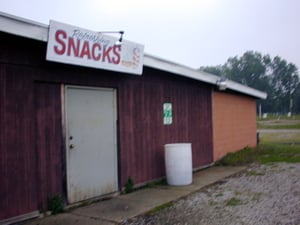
left=72, top=188, right=190, bottom=223
left=119, top=188, right=190, bottom=205
left=24, top=213, right=114, bottom=225
left=157, top=166, right=246, bottom=193
left=72, top=197, right=141, bottom=223
left=193, top=166, right=246, bottom=182
left=23, top=166, right=246, bottom=225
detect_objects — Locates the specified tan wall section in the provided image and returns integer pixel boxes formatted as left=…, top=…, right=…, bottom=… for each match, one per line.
left=213, top=91, right=257, bottom=161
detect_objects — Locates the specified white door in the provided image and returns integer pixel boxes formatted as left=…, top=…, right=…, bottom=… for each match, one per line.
left=65, top=86, right=118, bottom=203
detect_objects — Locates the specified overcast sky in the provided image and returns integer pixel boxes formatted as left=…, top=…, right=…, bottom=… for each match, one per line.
left=1, top=0, right=300, bottom=70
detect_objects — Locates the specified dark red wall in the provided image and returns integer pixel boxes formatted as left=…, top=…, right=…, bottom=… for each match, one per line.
left=0, top=65, right=37, bottom=219
left=0, top=32, right=213, bottom=220
left=118, top=73, right=213, bottom=185
left=35, top=82, right=63, bottom=210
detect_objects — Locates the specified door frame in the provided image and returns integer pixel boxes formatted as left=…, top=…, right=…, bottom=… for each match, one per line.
left=64, top=85, right=118, bottom=203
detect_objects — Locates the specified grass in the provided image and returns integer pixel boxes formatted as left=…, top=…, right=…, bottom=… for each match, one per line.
left=257, top=114, right=300, bottom=129
left=216, top=118, right=300, bottom=166
left=214, top=147, right=257, bottom=166
left=257, top=114, right=300, bottom=121
left=259, top=132, right=300, bottom=144
left=226, top=197, right=243, bottom=206
left=257, top=122, right=300, bottom=129
left=247, top=171, right=265, bottom=176
left=216, top=144, right=300, bottom=166
left=257, top=144, right=300, bottom=164
left=215, top=141, right=300, bottom=166
left=145, top=202, right=173, bottom=215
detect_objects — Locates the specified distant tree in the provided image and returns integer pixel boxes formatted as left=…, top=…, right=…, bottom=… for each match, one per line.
left=294, top=85, right=300, bottom=113
left=270, top=56, right=299, bottom=113
left=199, top=65, right=223, bottom=76
left=199, top=51, right=300, bottom=114
left=223, top=51, right=271, bottom=90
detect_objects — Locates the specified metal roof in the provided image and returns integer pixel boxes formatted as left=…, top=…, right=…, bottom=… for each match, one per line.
left=0, top=11, right=267, bottom=99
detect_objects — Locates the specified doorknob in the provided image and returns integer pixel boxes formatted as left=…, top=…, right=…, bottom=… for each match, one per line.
left=69, top=144, right=75, bottom=149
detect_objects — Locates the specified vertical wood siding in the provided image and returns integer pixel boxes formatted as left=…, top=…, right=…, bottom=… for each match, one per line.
left=0, top=66, right=37, bottom=219
left=35, top=82, right=63, bottom=210
left=118, top=72, right=213, bottom=185
left=0, top=32, right=213, bottom=220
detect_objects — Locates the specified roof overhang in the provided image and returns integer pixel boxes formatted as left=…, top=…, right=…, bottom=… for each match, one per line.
left=0, top=11, right=267, bottom=99
left=143, top=55, right=267, bottom=99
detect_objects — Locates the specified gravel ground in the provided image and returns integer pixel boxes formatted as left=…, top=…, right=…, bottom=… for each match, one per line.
left=122, top=163, right=300, bottom=225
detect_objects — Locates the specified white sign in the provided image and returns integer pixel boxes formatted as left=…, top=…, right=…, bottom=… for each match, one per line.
left=46, top=20, right=144, bottom=75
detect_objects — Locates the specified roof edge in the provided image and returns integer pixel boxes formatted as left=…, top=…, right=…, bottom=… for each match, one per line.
left=0, top=11, right=267, bottom=99
left=144, top=54, right=267, bottom=99
left=0, top=11, right=48, bottom=41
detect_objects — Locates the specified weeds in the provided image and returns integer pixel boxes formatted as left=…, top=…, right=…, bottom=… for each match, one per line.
left=145, top=202, right=173, bottom=215
left=257, top=144, right=300, bottom=164
left=215, top=144, right=300, bottom=166
left=124, top=177, right=135, bottom=194
left=47, top=194, right=64, bottom=214
left=141, top=178, right=167, bottom=189
left=214, top=147, right=258, bottom=166
left=226, top=197, right=242, bottom=206
left=247, top=171, right=265, bottom=176
left=216, top=122, right=300, bottom=165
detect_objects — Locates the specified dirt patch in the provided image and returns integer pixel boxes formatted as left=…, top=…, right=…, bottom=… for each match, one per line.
left=257, top=119, right=300, bottom=130
left=258, top=119, right=300, bottom=126
left=122, top=163, right=300, bottom=225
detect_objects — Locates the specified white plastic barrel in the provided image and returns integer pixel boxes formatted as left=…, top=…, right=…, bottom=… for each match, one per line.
left=164, top=143, right=192, bottom=186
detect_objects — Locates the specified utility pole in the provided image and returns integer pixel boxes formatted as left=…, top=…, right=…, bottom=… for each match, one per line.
left=259, top=103, right=262, bottom=118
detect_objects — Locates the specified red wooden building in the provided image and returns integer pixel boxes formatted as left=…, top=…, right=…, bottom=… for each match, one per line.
left=0, top=12, right=266, bottom=224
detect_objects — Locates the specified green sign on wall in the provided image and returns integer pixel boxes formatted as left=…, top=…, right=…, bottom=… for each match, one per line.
left=163, top=103, right=172, bottom=125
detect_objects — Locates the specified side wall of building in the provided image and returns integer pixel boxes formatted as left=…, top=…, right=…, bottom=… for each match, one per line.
left=212, top=91, right=257, bottom=161
left=0, top=32, right=213, bottom=220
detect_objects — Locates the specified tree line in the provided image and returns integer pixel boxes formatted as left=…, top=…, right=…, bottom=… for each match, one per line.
left=200, top=51, right=300, bottom=115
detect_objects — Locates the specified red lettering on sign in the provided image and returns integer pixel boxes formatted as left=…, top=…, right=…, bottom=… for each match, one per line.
left=80, top=41, right=91, bottom=59
left=67, top=38, right=80, bottom=57
left=92, top=43, right=101, bottom=61
left=112, top=45, right=121, bottom=64
left=102, top=46, right=112, bottom=63
left=54, top=30, right=66, bottom=55
left=53, top=30, right=122, bottom=65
